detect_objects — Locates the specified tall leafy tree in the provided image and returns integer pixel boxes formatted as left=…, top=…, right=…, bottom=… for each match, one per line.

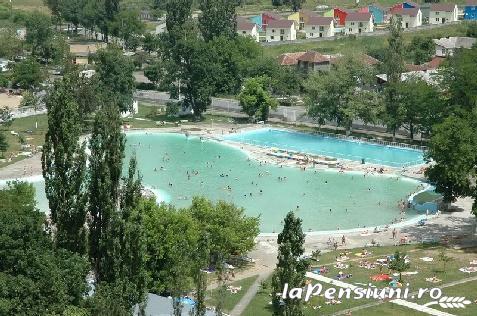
left=388, top=251, right=410, bottom=283
left=409, top=36, right=434, bottom=65
left=95, top=47, right=136, bottom=112
left=271, top=211, right=309, bottom=316
left=165, top=0, right=193, bottom=38
left=25, top=11, right=53, bottom=57
left=41, top=72, right=88, bottom=254
left=382, top=16, right=405, bottom=140
left=0, top=132, right=8, bottom=157
left=239, top=76, right=278, bottom=122
left=198, top=0, right=237, bottom=41
left=305, top=56, right=383, bottom=135
left=0, top=182, right=90, bottom=315
left=0, top=27, right=23, bottom=60
left=109, top=10, right=145, bottom=50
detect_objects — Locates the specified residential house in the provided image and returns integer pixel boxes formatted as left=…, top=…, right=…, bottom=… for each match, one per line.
left=265, top=19, right=296, bottom=42
left=297, top=51, right=332, bottom=71
left=277, top=52, right=306, bottom=66
left=334, top=8, right=352, bottom=25
left=464, top=0, right=477, bottom=20
left=262, top=11, right=283, bottom=30
left=298, top=10, right=318, bottom=29
left=236, top=18, right=260, bottom=42
left=393, top=8, right=422, bottom=28
left=368, top=4, right=387, bottom=24
left=429, top=3, right=458, bottom=24
left=344, top=12, right=374, bottom=35
left=433, top=37, right=477, bottom=56
left=305, top=16, right=334, bottom=38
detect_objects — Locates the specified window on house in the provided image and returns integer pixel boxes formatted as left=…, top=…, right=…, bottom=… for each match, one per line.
left=271, top=36, right=274, bottom=39
left=351, top=22, right=355, bottom=25
left=359, top=22, right=363, bottom=27
left=312, top=26, right=315, bottom=30
left=319, top=26, right=324, bottom=31
left=272, top=29, right=275, bottom=33
left=436, top=12, right=440, bottom=15
left=242, top=31, right=246, bottom=34
left=310, top=33, right=313, bottom=36
left=349, top=28, right=352, bottom=32
left=436, top=18, right=439, bottom=22
left=280, top=29, right=285, bottom=34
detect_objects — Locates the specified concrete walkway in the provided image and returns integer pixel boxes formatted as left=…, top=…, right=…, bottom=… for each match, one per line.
left=391, top=299, right=455, bottom=316
left=229, top=270, right=274, bottom=316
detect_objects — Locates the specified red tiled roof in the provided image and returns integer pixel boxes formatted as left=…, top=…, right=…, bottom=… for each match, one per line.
left=277, top=52, right=306, bottom=66
left=346, top=12, right=372, bottom=22
left=236, top=17, right=256, bottom=31
left=430, top=3, right=456, bottom=12
left=308, top=16, right=334, bottom=25
left=263, top=11, right=283, bottom=20
left=267, top=19, right=295, bottom=28
left=405, top=57, right=446, bottom=71
left=297, top=51, right=330, bottom=63
left=393, top=7, right=420, bottom=17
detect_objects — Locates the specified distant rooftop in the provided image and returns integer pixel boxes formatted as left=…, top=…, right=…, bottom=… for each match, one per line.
left=433, top=37, right=477, bottom=49
left=267, top=19, right=294, bottom=28
left=393, top=7, right=420, bottom=17
left=430, top=3, right=456, bottom=12
left=307, top=16, right=334, bottom=25
left=346, top=12, right=372, bottom=22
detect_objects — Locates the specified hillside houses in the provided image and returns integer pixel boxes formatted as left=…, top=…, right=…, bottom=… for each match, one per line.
left=265, top=19, right=296, bottom=42
left=429, top=4, right=458, bottom=24
left=393, top=7, right=422, bottom=28
left=345, top=12, right=374, bottom=34
left=304, top=16, right=334, bottom=38
left=236, top=18, right=260, bottom=42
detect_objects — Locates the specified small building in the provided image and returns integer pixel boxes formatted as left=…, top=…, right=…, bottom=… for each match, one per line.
left=433, top=36, right=477, bottom=57
left=429, top=3, right=458, bottom=24
left=334, top=7, right=352, bottom=25
left=277, top=52, right=306, bottom=66
left=304, top=16, right=334, bottom=38
left=236, top=17, right=260, bottom=42
left=344, top=12, right=374, bottom=35
left=298, top=9, right=318, bottom=30
left=297, top=51, right=332, bottom=72
left=393, top=8, right=422, bottom=28
left=262, top=11, right=283, bottom=30
left=464, top=0, right=477, bottom=20
left=368, top=4, right=387, bottom=24
left=265, top=19, right=296, bottom=42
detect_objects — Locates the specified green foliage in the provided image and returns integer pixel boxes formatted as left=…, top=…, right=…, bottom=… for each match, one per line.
left=25, top=11, right=53, bottom=55
left=0, top=131, right=7, bottom=157
left=305, top=55, right=382, bottom=134
left=0, top=27, right=22, bottom=60
left=0, top=182, right=90, bottom=315
left=239, top=76, right=277, bottom=122
left=198, top=0, right=237, bottom=41
left=388, top=251, right=410, bottom=283
left=109, top=9, right=145, bottom=50
left=12, top=57, right=44, bottom=90
left=142, top=33, right=159, bottom=53
left=271, top=211, right=308, bottom=316
left=144, top=59, right=166, bottom=88
left=466, top=22, right=477, bottom=37
left=20, top=90, right=41, bottom=108
left=94, top=47, right=136, bottom=112
left=272, top=0, right=305, bottom=11
left=437, top=248, right=453, bottom=273
left=41, top=72, right=88, bottom=254
left=425, top=112, right=477, bottom=206
left=409, top=36, right=434, bottom=65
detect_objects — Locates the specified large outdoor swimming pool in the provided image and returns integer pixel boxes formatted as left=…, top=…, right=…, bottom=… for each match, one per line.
left=1, top=132, right=425, bottom=233
left=224, top=129, right=424, bottom=167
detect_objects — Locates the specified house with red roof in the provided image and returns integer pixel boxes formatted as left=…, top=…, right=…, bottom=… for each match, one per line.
left=265, top=19, right=296, bottom=42
left=236, top=17, right=260, bottom=42
left=304, top=16, right=335, bottom=38
left=334, top=8, right=352, bottom=25
left=344, top=12, right=374, bottom=35
left=429, top=3, right=458, bottom=24
left=262, top=11, right=283, bottom=30
left=392, top=7, right=422, bottom=28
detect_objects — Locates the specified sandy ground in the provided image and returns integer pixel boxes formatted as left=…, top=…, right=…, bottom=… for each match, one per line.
left=1, top=123, right=475, bottom=279
left=0, top=93, right=22, bottom=109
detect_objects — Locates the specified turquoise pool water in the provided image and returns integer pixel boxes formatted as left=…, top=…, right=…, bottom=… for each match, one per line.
left=224, top=129, right=424, bottom=167
left=1, top=133, right=424, bottom=232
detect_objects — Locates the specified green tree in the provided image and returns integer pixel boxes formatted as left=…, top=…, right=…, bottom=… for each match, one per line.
left=239, top=76, right=278, bottom=122
left=440, top=47, right=477, bottom=111
left=94, top=47, right=136, bottom=112
left=382, top=15, right=405, bottom=140
left=198, top=0, right=237, bottom=41
left=0, top=132, right=8, bottom=157
left=0, top=182, right=90, bottom=315
left=305, top=56, right=383, bottom=135
left=12, top=58, right=44, bottom=90
left=0, top=27, right=23, bottom=60
left=165, top=0, right=193, bottom=40
left=59, top=0, right=83, bottom=32
left=144, top=59, right=166, bottom=88
left=109, top=10, right=145, bottom=50
left=394, top=77, right=442, bottom=140
left=388, top=251, right=410, bottom=283
left=437, top=248, right=453, bottom=273
left=272, top=211, right=309, bottom=316
left=25, top=11, right=53, bottom=57
left=409, top=36, right=434, bottom=65
left=143, top=33, right=159, bottom=53
left=425, top=112, right=477, bottom=211
left=41, top=72, right=88, bottom=254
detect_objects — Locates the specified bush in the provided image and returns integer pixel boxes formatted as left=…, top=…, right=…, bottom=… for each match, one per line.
left=136, top=82, right=155, bottom=90
left=165, top=101, right=179, bottom=117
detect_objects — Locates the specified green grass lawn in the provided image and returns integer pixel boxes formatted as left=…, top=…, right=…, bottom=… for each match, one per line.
left=206, top=275, right=259, bottom=313
left=244, top=244, right=477, bottom=315
left=0, top=114, right=47, bottom=168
